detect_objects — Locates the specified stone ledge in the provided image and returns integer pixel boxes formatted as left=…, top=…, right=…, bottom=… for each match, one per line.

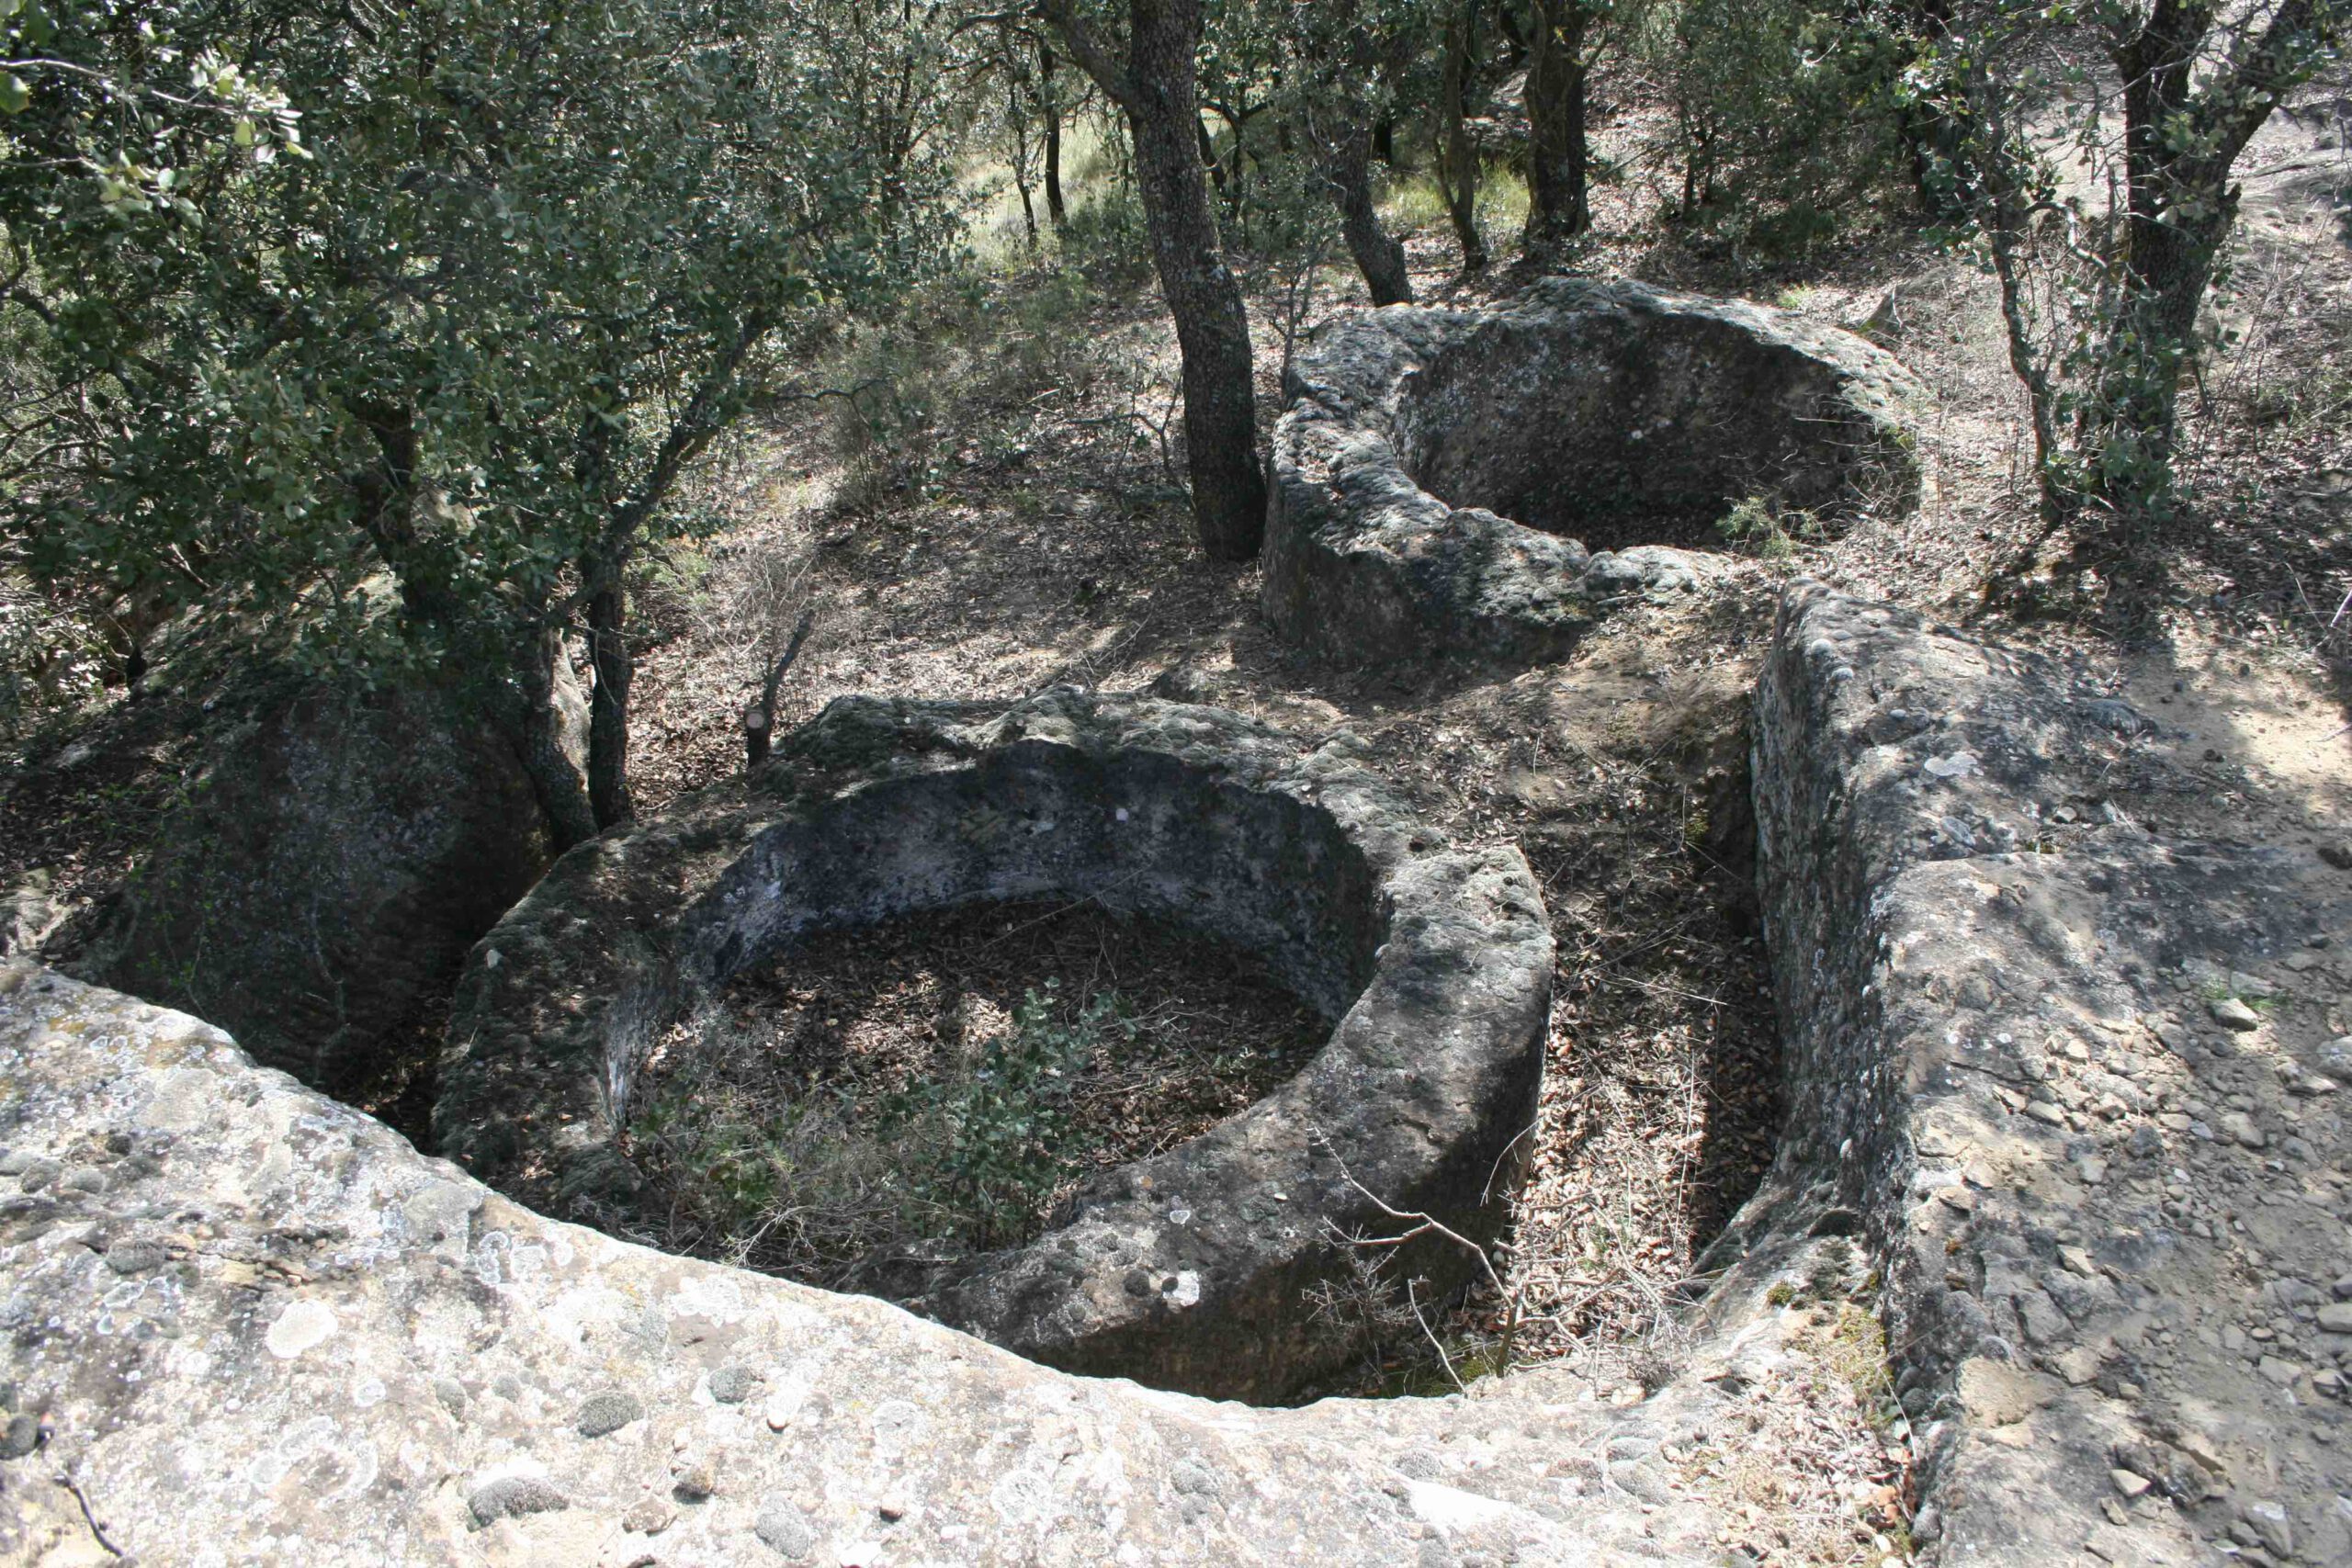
left=1747, top=582, right=2352, bottom=1565
left=0, top=966, right=1715, bottom=1566
left=436, top=691, right=1554, bottom=1404
left=1262, top=279, right=1927, bottom=666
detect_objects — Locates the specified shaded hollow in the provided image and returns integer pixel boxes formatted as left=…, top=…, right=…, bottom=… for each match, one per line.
left=437, top=693, right=1555, bottom=1402
left=1395, top=302, right=1916, bottom=551
left=623, top=899, right=1327, bottom=1292
left=1261, top=279, right=1928, bottom=665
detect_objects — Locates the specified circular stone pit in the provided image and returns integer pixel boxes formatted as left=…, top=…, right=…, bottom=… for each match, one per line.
left=1264, top=278, right=1928, bottom=665
left=436, top=691, right=1553, bottom=1403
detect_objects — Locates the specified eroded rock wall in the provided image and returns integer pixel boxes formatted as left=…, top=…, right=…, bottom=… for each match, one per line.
left=437, top=693, right=1554, bottom=1404
left=1262, top=281, right=1926, bottom=667
left=64, top=669, right=578, bottom=1095
left=1745, top=585, right=2352, bottom=1565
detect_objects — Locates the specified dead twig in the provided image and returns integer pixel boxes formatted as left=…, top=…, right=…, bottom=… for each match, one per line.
left=54, top=1471, right=125, bottom=1559
left=1320, top=1136, right=1527, bottom=1379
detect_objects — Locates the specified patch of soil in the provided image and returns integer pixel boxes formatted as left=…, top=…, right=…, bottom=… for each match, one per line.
left=0, top=686, right=205, bottom=946
left=618, top=897, right=1325, bottom=1282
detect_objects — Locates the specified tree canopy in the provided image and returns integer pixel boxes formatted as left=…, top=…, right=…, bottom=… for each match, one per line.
left=2, top=0, right=955, bottom=705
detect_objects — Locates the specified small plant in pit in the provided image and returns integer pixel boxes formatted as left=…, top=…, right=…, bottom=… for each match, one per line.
left=1304, top=1243, right=1518, bottom=1399
left=626, top=1068, right=949, bottom=1284
left=626, top=979, right=1141, bottom=1280
left=878, top=980, right=1136, bottom=1249
left=1298, top=1136, right=1528, bottom=1399
left=1715, top=492, right=1826, bottom=559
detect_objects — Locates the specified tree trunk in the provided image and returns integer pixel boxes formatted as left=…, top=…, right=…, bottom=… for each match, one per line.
left=1436, top=0, right=1488, bottom=272
left=1327, top=117, right=1413, bottom=304
left=2085, top=0, right=2304, bottom=522
left=2094, top=18, right=2215, bottom=489
left=1049, top=0, right=1266, bottom=560
left=1895, top=0, right=1969, bottom=221
left=585, top=581, right=635, bottom=829
left=348, top=404, right=468, bottom=628
left=1521, top=0, right=1590, bottom=257
left=1005, top=47, right=1040, bottom=248
left=515, top=631, right=597, bottom=852
left=1040, top=41, right=1068, bottom=228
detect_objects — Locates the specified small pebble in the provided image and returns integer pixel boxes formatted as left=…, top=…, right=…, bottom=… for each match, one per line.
left=708, top=1366, right=757, bottom=1405
left=468, top=1476, right=567, bottom=1528
left=576, top=1390, right=644, bottom=1438
left=754, top=1500, right=815, bottom=1559
left=0, top=1413, right=40, bottom=1460
left=104, top=1239, right=166, bottom=1275
left=2211, top=998, right=2262, bottom=1032
left=623, top=1496, right=676, bottom=1535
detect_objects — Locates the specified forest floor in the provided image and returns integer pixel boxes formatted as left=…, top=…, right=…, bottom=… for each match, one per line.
left=610, top=87, right=2350, bottom=1565
left=1, top=77, right=2346, bottom=1568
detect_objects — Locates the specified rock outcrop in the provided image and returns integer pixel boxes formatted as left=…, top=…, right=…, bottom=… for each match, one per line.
left=66, top=669, right=579, bottom=1096
left=6, top=584, right=2344, bottom=1565
left=0, top=959, right=1793, bottom=1568
left=1739, top=584, right=2352, bottom=1565
left=438, top=692, right=1554, bottom=1404
left=1262, top=280, right=1927, bottom=665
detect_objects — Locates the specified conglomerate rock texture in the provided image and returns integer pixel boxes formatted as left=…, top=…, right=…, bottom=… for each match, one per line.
left=1262, top=280, right=1927, bottom=666
left=437, top=692, right=1555, bottom=1404
left=1741, top=585, right=2352, bottom=1566
left=0, top=960, right=1827, bottom=1568
left=5, top=585, right=2346, bottom=1565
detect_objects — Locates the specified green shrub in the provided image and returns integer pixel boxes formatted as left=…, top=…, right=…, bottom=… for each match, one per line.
left=628, top=979, right=1139, bottom=1279
left=881, top=981, right=1135, bottom=1248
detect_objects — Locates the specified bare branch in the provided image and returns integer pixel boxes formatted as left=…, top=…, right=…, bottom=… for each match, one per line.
left=1036, top=0, right=1137, bottom=113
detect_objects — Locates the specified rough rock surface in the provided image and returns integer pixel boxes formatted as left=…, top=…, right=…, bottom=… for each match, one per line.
left=439, top=692, right=1555, bottom=1404
left=62, top=670, right=578, bottom=1093
left=0, top=959, right=1846, bottom=1568
left=1262, top=279, right=1926, bottom=665
left=1743, top=583, right=2352, bottom=1566
left=6, top=585, right=2345, bottom=1563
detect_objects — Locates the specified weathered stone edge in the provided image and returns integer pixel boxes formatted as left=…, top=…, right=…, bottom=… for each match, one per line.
left=1744, top=582, right=2262, bottom=1564
left=436, top=691, right=1555, bottom=1402
left=1260, top=279, right=1926, bottom=667
left=0, top=965, right=1680, bottom=1566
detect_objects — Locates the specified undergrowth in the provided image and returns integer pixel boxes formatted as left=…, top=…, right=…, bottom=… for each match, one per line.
left=625, top=979, right=1126, bottom=1281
